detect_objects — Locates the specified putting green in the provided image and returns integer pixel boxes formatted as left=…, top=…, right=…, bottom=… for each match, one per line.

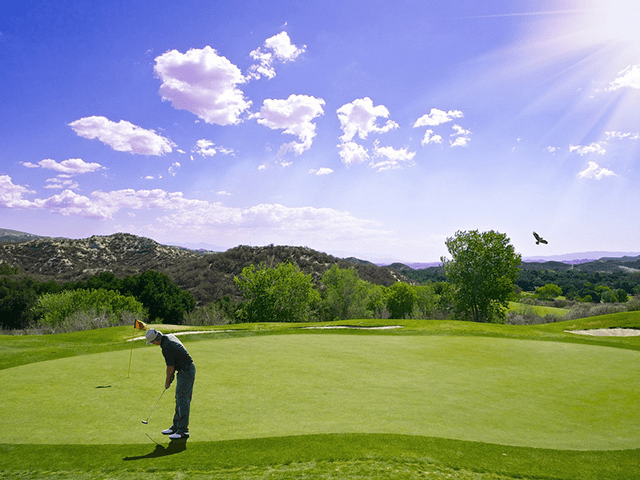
left=2, top=334, right=638, bottom=450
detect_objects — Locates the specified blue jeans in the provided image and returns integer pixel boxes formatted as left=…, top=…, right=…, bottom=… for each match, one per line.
left=173, top=363, right=195, bottom=434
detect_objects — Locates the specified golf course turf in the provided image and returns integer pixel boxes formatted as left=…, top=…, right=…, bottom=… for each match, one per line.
left=1, top=314, right=639, bottom=479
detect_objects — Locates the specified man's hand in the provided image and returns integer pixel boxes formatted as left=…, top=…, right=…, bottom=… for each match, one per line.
left=165, top=366, right=176, bottom=389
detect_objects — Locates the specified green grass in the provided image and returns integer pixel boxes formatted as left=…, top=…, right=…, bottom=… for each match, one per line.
left=1, top=314, right=640, bottom=479
left=508, top=301, right=570, bottom=317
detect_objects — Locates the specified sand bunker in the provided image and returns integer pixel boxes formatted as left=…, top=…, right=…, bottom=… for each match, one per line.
left=566, top=328, right=640, bottom=337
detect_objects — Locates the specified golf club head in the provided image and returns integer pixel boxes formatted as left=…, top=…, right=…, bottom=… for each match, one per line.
left=141, top=420, right=148, bottom=424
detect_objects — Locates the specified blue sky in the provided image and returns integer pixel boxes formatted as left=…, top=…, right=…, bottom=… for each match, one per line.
left=1, top=0, right=639, bottom=262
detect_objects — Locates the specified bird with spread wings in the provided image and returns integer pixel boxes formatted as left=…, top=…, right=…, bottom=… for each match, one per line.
left=533, top=231, right=548, bottom=245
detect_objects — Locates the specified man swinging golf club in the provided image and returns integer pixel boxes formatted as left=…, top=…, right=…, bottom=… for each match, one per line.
left=145, top=328, right=195, bottom=440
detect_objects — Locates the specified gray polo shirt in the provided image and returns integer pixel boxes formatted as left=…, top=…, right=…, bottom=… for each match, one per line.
left=160, top=334, right=193, bottom=371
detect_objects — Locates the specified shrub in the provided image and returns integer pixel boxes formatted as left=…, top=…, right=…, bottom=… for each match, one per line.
left=184, top=299, right=239, bottom=326
left=564, top=303, right=627, bottom=320
left=507, top=306, right=563, bottom=325
left=623, top=295, right=640, bottom=311
left=34, top=289, right=146, bottom=330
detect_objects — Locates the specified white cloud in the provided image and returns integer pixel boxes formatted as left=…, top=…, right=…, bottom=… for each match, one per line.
left=192, top=139, right=218, bottom=157
left=309, top=167, right=334, bottom=176
left=450, top=124, right=471, bottom=147
left=168, top=162, right=181, bottom=177
left=33, top=190, right=117, bottom=218
left=337, top=141, right=370, bottom=166
left=69, top=116, right=175, bottom=155
left=605, top=130, right=640, bottom=140
left=45, top=177, right=79, bottom=190
left=414, top=109, right=468, bottom=148
left=545, top=146, right=560, bottom=154
left=1, top=178, right=390, bottom=243
left=255, top=94, right=325, bottom=155
left=608, top=65, right=640, bottom=91
left=0, top=175, right=35, bottom=208
left=158, top=202, right=386, bottom=243
left=414, top=108, right=463, bottom=127
left=154, top=46, right=251, bottom=125
left=577, top=161, right=616, bottom=179
left=569, top=142, right=606, bottom=156
left=248, top=31, right=306, bottom=80
left=30, top=158, right=104, bottom=175
left=217, top=191, right=233, bottom=196
left=421, top=129, right=443, bottom=145
left=369, top=140, right=416, bottom=172
left=337, top=97, right=398, bottom=142
left=190, top=140, right=235, bottom=160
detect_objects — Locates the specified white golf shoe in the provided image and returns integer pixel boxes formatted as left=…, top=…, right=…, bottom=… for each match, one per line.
left=161, top=427, right=176, bottom=435
left=169, top=431, right=189, bottom=440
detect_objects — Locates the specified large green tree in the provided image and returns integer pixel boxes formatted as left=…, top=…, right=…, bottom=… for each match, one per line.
left=122, top=270, right=195, bottom=323
left=386, top=282, right=417, bottom=319
left=442, top=230, right=521, bottom=323
left=320, top=265, right=370, bottom=321
left=235, top=262, right=320, bottom=323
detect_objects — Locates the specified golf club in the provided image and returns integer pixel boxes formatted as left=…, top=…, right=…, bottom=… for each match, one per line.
left=142, top=387, right=167, bottom=424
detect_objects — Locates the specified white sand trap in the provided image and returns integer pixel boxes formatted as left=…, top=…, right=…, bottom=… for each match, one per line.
left=566, top=328, right=640, bottom=337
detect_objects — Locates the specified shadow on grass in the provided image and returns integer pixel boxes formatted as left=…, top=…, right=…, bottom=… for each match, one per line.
left=123, top=438, right=187, bottom=461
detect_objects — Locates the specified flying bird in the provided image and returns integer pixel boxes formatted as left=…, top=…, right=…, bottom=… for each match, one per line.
left=533, top=231, right=548, bottom=245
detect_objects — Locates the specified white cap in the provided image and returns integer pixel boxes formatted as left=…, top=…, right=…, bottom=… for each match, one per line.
left=145, top=328, right=162, bottom=345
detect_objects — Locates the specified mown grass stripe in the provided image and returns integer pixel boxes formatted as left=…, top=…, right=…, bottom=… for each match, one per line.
left=1, top=435, right=639, bottom=480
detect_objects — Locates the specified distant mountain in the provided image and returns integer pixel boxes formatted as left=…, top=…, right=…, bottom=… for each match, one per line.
left=0, top=228, right=47, bottom=244
left=522, top=251, right=640, bottom=264
left=0, top=231, right=404, bottom=304
left=520, top=255, right=640, bottom=274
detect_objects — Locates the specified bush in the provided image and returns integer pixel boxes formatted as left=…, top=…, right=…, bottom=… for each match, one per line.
left=31, top=310, right=144, bottom=334
left=0, top=262, right=19, bottom=275
left=506, top=305, right=563, bottom=325
left=33, top=289, right=146, bottom=330
left=184, top=299, right=239, bottom=326
left=626, top=295, right=640, bottom=311
left=564, top=303, right=627, bottom=320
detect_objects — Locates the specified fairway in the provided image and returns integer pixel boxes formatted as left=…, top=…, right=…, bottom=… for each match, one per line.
left=3, top=333, right=639, bottom=450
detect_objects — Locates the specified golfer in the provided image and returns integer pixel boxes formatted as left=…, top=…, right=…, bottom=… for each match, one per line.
left=145, top=328, right=195, bottom=440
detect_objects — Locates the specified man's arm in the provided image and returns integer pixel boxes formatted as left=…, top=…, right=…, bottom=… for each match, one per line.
left=165, top=366, right=175, bottom=389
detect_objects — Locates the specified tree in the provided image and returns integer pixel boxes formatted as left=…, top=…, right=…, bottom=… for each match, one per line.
left=442, top=230, right=521, bottom=323
left=535, top=283, right=563, bottom=301
left=596, top=285, right=618, bottom=303
left=320, top=265, right=370, bottom=321
left=0, top=277, right=39, bottom=329
left=386, top=282, right=417, bottom=319
left=235, top=262, right=320, bottom=323
left=123, top=271, right=195, bottom=323
left=615, top=288, right=628, bottom=303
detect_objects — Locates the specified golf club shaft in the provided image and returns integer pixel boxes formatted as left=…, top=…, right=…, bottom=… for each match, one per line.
left=143, top=387, right=166, bottom=423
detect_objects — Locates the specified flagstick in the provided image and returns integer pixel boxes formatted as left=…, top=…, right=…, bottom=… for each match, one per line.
left=127, top=324, right=135, bottom=378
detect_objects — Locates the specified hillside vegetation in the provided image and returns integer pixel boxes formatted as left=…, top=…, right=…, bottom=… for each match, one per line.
left=1, top=231, right=639, bottom=331
left=0, top=233, right=402, bottom=305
